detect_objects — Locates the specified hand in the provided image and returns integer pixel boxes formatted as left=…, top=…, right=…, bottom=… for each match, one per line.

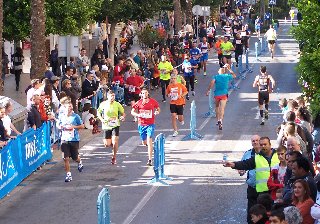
left=238, top=170, right=246, bottom=176
left=93, top=91, right=96, bottom=95
left=119, top=116, right=125, bottom=121
left=206, top=90, right=210, bottom=96
left=223, top=161, right=235, bottom=168
left=154, top=110, right=159, bottom=115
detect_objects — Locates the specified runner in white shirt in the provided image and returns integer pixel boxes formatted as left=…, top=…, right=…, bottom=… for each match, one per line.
left=264, top=25, right=277, bottom=59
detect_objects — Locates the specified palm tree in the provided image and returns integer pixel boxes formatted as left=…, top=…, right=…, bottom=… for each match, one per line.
left=173, top=0, right=182, bottom=35
left=30, top=0, right=46, bottom=79
left=0, top=0, right=3, bottom=90
left=186, top=0, right=193, bottom=25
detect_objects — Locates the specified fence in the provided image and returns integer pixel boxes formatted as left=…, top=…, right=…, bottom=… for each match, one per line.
left=148, top=133, right=172, bottom=185
left=183, top=100, right=203, bottom=141
left=97, top=188, right=111, bottom=224
left=0, top=122, right=52, bottom=199
left=204, top=89, right=216, bottom=118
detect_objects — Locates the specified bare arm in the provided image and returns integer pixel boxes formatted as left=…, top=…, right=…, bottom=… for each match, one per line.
left=206, top=80, right=216, bottom=96
left=253, top=76, right=259, bottom=87
left=269, top=75, right=276, bottom=89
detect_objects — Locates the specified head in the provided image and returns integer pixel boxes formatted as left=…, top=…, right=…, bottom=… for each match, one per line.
left=283, top=206, right=303, bottom=224
left=223, top=36, right=229, bottom=43
left=31, top=79, right=41, bottom=89
left=279, top=98, right=288, bottom=109
left=107, top=90, right=115, bottom=102
left=269, top=209, right=286, bottom=224
left=31, top=94, right=41, bottom=106
left=277, top=145, right=287, bottom=162
left=286, top=151, right=302, bottom=170
left=80, top=48, right=86, bottom=56
left=192, top=42, right=197, bottom=48
left=86, top=72, right=95, bottom=81
left=170, top=74, right=177, bottom=84
left=296, top=106, right=311, bottom=123
left=251, top=135, right=261, bottom=152
left=287, top=99, right=298, bottom=112
left=249, top=204, right=267, bottom=223
left=140, top=88, right=149, bottom=100
left=62, top=79, right=72, bottom=90
left=51, top=76, right=60, bottom=85
left=291, top=156, right=310, bottom=178
left=259, top=137, right=272, bottom=156
left=286, top=136, right=301, bottom=152
left=260, top=66, right=267, bottom=74
left=275, top=188, right=284, bottom=200
left=171, top=68, right=178, bottom=75
left=65, top=66, right=73, bottom=76
left=4, top=101, right=13, bottom=114
left=285, top=111, right=296, bottom=122
left=202, top=37, right=207, bottom=43
left=293, top=179, right=311, bottom=203
left=257, top=193, right=273, bottom=211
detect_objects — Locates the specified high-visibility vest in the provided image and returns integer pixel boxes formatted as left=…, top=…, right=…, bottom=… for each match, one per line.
left=255, top=151, right=279, bottom=192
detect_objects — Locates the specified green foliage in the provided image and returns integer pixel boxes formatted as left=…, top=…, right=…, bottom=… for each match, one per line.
left=136, top=27, right=166, bottom=48
left=291, top=0, right=320, bottom=115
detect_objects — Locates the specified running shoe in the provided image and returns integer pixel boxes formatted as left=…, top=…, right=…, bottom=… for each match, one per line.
left=260, top=118, right=265, bottom=125
left=264, top=110, right=269, bottom=120
left=180, top=120, right=185, bottom=125
left=162, top=99, right=166, bottom=103
left=186, top=94, right=190, bottom=100
left=65, top=174, right=72, bottom=182
left=147, top=160, right=152, bottom=166
left=133, top=116, right=138, bottom=122
left=204, top=72, right=207, bottom=76
left=111, top=157, right=117, bottom=165
left=172, top=131, right=179, bottom=137
left=78, top=163, right=84, bottom=172
left=195, top=79, right=198, bottom=84
left=192, top=91, right=195, bottom=96
left=218, top=121, right=223, bottom=130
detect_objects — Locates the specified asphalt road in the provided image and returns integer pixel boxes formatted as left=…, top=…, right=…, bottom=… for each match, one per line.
left=0, top=20, right=301, bottom=224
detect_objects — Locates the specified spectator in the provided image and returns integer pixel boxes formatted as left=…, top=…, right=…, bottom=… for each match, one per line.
left=44, top=62, right=54, bottom=80
left=51, top=76, right=61, bottom=101
left=81, top=72, right=99, bottom=102
left=26, top=94, right=43, bottom=130
left=0, top=104, right=8, bottom=148
left=11, top=47, right=24, bottom=91
left=62, top=79, right=78, bottom=113
left=292, top=179, right=315, bottom=224
left=26, top=79, right=41, bottom=109
left=76, top=48, right=90, bottom=76
left=249, top=204, right=269, bottom=224
left=61, top=66, right=73, bottom=84
left=50, top=44, right=60, bottom=76
left=283, top=206, right=303, bottom=224
left=3, top=101, right=21, bottom=137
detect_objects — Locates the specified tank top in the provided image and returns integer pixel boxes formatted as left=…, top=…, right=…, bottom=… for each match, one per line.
left=258, top=74, right=270, bottom=91
left=200, top=42, right=209, bottom=54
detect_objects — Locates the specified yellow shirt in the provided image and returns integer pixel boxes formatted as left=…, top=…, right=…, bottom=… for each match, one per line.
left=158, top=61, right=173, bottom=80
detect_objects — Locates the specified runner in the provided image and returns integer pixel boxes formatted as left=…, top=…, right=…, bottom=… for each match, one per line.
left=214, top=35, right=224, bottom=68
left=158, top=55, right=173, bottom=102
left=206, top=23, right=216, bottom=48
left=206, top=64, right=236, bottom=130
left=254, top=16, right=262, bottom=38
left=57, top=98, right=85, bottom=182
left=166, top=74, right=188, bottom=137
left=189, top=41, right=202, bottom=76
left=252, top=66, right=276, bottom=125
left=264, top=25, right=277, bottom=58
left=182, top=54, right=198, bottom=100
left=97, top=90, right=126, bottom=165
left=220, top=36, right=235, bottom=66
left=199, top=37, right=210, bottom=76
left=131, top=88, right=160, bottom=166
left=233, top=33, right=244, bottom=67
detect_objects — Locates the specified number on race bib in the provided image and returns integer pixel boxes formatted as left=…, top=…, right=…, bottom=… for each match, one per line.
left=129, top=85, right=136, bottom=93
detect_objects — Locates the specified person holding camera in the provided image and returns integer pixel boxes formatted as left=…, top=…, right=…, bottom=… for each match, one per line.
left=206, top=64, right=236, bottom=130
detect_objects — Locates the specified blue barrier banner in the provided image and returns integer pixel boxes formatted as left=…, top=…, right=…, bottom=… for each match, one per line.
left=0, top=122, right=52, bottom=199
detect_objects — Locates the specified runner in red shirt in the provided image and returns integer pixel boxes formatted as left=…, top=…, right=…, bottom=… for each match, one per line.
left=131, top=88, right=160, bottom=166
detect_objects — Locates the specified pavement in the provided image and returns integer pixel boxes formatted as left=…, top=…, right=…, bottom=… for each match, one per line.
left=0, top=19, right=302, bottom=224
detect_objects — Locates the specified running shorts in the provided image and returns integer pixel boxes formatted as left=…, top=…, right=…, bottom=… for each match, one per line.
left=61, top=141, right=80, bottom=160
left=258, top=91, right=269, bottom=105
left=138, top=124, right=155, bottom=141
left=201, top=53, right=209, bottom=61
left=214, top=95, right=228, bottom=102
left=104, top=126, right=120, bottom=139
left=170, top=104, right=184, bottom=115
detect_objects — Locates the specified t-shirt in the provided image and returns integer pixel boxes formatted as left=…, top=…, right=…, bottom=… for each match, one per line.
left=233, top=37, right=244, bottom=53
left=215, top=41, right=223, bottom=55
left=158, top=61, right=173, bottom=80
left=189, top=48, right=201, bottom=62
left=166, top=83, right=188, bottom=105
left=2, top=115, right=11, bottom=136
left=59, top=112, right=82, bottom=142
left=265, top=28, right=277, bottom=41
left=97, top=101, right=124, bottom=130
left=220, top=41, right=234, bottom=55
left=212, top=73, right=233, bottom=96
left=183, top=59, right=197, bottom=77
left=132, top=98, right=159, bottom=126
left=126, top=75, right=144, bottom=94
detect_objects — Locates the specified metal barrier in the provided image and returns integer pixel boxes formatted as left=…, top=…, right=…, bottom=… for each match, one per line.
left=229, top=63, right=240, bottom=90
left=255, top=42, right=259, bottom=60
left=245, top=50, right=253, bottom=73
left=237, top=55, right=246, bottom=80
left=204, top=89, right=216, bottom=118
left=182, top=100, right=203, bottom=140
left=97, top=188, right=111, bottom=224
left=148, top=133, right=172, bottom=185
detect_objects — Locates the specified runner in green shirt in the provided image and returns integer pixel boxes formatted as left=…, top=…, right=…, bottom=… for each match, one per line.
left=97, top=90, right=126, bottom=165
left=158, top=55, right=173, bottom=102
left=220, top=36, right=235, bottom=66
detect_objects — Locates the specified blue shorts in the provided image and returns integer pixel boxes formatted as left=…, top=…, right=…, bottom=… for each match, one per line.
left=255, top=26, right=260, bottom=31
left=201, top=53, right=208, bottom=61
left=138, top=124, right=155, bottom=141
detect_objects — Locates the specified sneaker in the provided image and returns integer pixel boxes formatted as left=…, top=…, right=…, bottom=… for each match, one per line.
left=162, top=99, right=166, bottom=103
left=172, top=131, right=179, bottom=137
left=65, top=174, right=72, bottom=182
left=186, top=94, right=190, bottom=100
left=147, top=160, right=152, bottom=166
left=217, top=121, right=223, bottom=130
left=192, top=91, right=195, bottom=96
left=264, top=110, right=269, bottom=120
left=260, top=118, right=265, bottom=125
left=78, top=163, right=84, bottom=172
left=236, top=63, right=238, bottom=67
left=194, top=79, right=198, bottom=84
left=111, top=157, right=117, bottom=165
left=133, top=117, right=138, bottom=122
left=180, top=120, right=185, bottom=125
left=203, top=72, right=207, bottom=76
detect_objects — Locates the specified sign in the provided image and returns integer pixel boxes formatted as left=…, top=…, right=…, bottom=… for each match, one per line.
left=0, top=122, right=52, bottom=199
left=269, top=0, right=276, bottom=5
left=192, top=5, right=203, bottom=16
left=201, top=6, right=210, bottom=17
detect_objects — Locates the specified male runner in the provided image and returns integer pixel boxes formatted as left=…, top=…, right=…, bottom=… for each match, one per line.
left=199, top=37, right=210, bottom=76
left=189, top=41, right=202, bottom=76
left=206, top=64, right=236, bottom=130
left=131, top=88, right=160, bottom=166
left=97, top=90, right=126, bottom=165
left=264, top=25, right=277, bottom=58
left=220, top=36, right=235, bottom=66
left=252, top=66, right=276, bottom=125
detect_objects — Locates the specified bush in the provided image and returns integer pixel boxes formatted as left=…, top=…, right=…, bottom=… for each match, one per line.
left=137, top=27, right=167, bottom=49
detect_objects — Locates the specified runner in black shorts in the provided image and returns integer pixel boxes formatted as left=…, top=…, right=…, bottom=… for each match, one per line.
left=253, top=66, right=276, bottom=125
left=170, top=104, right=184, bottom=115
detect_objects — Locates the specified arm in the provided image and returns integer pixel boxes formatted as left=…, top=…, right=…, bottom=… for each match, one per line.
left=253, top=76, right=259, bottom=87
left=226, top=65, right=236, bottom=78
left=206, top=80, right=215, bottom=96
left=224, top=157, right=256, bottom=170
left=10, top=123, right=21, bottom=135
left=131, top=107, right=139, bottom=117
left=269, top=75, right=276, bottom=89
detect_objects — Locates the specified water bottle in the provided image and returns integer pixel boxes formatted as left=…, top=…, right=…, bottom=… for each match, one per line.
left=223, top=153, right=228, bottom=162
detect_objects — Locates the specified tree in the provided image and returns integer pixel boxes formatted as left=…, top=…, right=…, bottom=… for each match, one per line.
left=186, top=0, right=193, bottom=25
left=291, top=0, right=320, bottom=114
left=0, top=0, right=3, bottom=90
left=173, top=0, right=182, bottom=34
left=30, top=0, right=46, bottom=79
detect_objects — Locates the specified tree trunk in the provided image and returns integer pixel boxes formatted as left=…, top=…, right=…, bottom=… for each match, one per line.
left=30, top=0, right=46, bottom=79
left=0, top=0, right=3, bottom=90
left=173, top=0, right=182, bottom=35
left=109, top=21, right=117, bottom=66
left=186, top=0, right=193, bottom=25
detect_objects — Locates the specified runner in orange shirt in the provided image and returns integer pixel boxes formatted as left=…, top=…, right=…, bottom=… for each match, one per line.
left=215, top=35, right=223, bottom=68
left=166, top=74, right=188, bottom=137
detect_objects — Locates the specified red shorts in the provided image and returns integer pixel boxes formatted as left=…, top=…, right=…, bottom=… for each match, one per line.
left=214, top=95, right=228, bottom=102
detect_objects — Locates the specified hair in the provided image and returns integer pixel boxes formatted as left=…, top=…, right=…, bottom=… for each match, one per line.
left=297, top=106, right=312, bottom=123
left=43, top=78, right=52, bottom=97
left=59, top=91, right=67, bottom=99
left=59, top=96, right=71, bottom=105
left=62, top=79, right=70, bottom=90
left=81, top=48, right=86, bottom=51
left=249, top=204, right=267, bottom=216
left=279, top=98, right=288, bottom=107
left=292, top=179, right=311, bottom=204
left=82, top=103, right=91, bottom=112
left=65, top=66, right=72, bottom=73
left=284, top=122, right=297, bottom=136
left=285, top=111, right=296, bottom=122
left=293, top=156, right=310, bottom=173
left=4, top=101, right=12, bottom=110
left=287, top=150, right=303, bottom=159
left=257, top=193, right=273, bottom=211
left=277, top=145, right=287, bottom=153
left=89, top=108, right=97, bottom=117
left=270, top=209, right=285, bottom=221
left=259, top=136, right=271, bottom=145
left=260, top=66, right=267, bottom=73
left=287, top=99, right=299, bottom=111
left=31, top=79, right=40, bottom=88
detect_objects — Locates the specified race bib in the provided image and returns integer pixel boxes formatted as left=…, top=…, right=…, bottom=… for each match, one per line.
left=160, top=69, right=166, bottom=74
left=129, top=85, right=136, bottom=93
left=108, top=117, right=118, bottom=127
left=170, top=88, right=179, bottom=100
left=240, top=31, right=246, bottom=37
left=140, top=109, right=153, bottom=119
left=202, top=49, right=208, bottom=53
left=62, top=129, right=74, bottom=140
left=236, top=39, right=242, bottom=44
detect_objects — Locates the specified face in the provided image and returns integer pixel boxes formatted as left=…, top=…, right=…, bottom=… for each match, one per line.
left=65, top=81, right=72, bottom=88
left=170, top=76, right=177, bottom=84
left=141, top=90, right=149, bottom=99
left=0, top=108, right=5, bottom=118
left=87, top=74, right=95, bottom=81
left=293, top=182, right=305, bottom=198
left=224, top=37, right=229, bottom=42
left=260, top=139, right=271, bottom=155
left=66, top=103, right=73, bottom=114
left=251, top=214, right=261, bottom=223
left=287, top=155, right=297, bottom=169
left=108, top=93, right=115, bottom=102
left=32, top=96, right=41, bottom=105
left=6, top=104, right=13, bottom=113
left=172, top=69, right=178, bottom=75
left=251, top=135, right=260, bottom=150
left=286, top=139, right=300, bottom=152
left=269, top=216, right=286, bottom=224
left=203, top=37, right=207, bottom=42
left=277, top=150, right=286, bottom=162
left=81, top=50, right=86, bottom=56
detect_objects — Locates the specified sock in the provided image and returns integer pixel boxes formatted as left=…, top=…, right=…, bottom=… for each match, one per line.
left=79, top=160, right=82, bottom=165
left=260, top=110, right=264, bottom=117
left=265, top=104, right=269, bottom=111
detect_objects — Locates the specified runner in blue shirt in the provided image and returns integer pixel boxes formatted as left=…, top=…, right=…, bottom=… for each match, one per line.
left=189, top=42, right=202, bottom=76
left=182, top=55, right=198, bottom=100
left=206, top=64, right=236, bottom=130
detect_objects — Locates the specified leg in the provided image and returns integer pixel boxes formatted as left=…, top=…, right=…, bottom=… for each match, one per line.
left=14, top=70, right=21, bottom=90
left=112, top=136, right=119, bottom=158
left=215, top=99, right=220, bottom=121
left=185, top=76, right=190, bottom=92
left=64, top=157, right=71, bottom=173
left=160, top=79, right=166, bottom=100
left=219, top=99, right=228, bottom=123
left=190, top=75, right=195, bottom=92
left=147, top=136, right=153, bottom=160
left=171, top=113, right=178, bottom=131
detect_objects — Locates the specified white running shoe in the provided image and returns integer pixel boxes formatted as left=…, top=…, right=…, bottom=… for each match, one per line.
left=172, top=131, right=179, bottom=137
left=180, top=120, right=185, bottom=125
